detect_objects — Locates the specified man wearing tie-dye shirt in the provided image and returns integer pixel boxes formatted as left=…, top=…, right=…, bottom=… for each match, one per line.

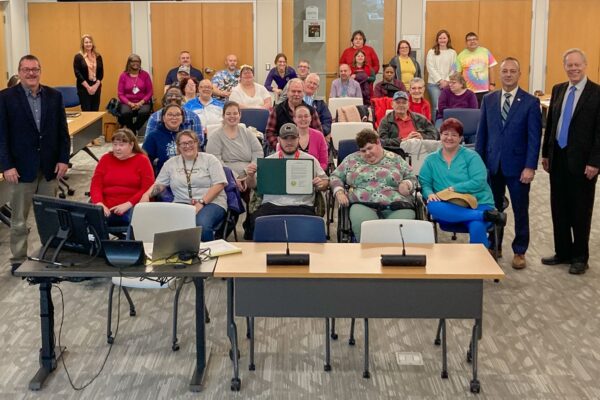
left=455, top=32, right=497, bottom=106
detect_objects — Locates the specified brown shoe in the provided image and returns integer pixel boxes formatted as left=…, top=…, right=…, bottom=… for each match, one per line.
left=512, top=254, right=526, bottom=270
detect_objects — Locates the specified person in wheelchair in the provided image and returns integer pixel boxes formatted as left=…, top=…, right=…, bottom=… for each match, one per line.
left=419, top=118, right=506, bottom=247
left=330, top=128, right=417, bottom=241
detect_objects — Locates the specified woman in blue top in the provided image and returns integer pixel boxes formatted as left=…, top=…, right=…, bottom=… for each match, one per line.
left=264, top=53, right=297, bottom=96
left=142, top=103, right=185, bottom=175
left=419, top=118, right=505, bottom=246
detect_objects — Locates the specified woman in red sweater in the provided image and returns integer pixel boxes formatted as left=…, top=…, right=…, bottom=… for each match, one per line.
left=90, top=128, right=154, bottom=226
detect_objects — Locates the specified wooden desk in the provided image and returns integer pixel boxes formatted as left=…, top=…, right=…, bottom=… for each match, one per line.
left=15, top=254, right=215, bottom=392
left=214, top=242, right=504, bottom=393
left=67, top=111, right=105, bottom=161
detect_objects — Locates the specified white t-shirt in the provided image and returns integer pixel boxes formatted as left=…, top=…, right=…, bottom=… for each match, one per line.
left=156, top=154, right=228, bottom=211
left=229, top=83, right=271, bottom=108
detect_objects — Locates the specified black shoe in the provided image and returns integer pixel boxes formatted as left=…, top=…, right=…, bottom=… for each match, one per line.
left=10, top=263, right=21, bottom=276
left=569, top=262, right=589, bottom=275
left=541, top=255, right=570, bottom=266
left=483, top=210, right=507, bottom=227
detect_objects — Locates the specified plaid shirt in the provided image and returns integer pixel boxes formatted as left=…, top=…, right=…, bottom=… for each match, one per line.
left=146, top=108, right=205, bottom=146
left=265, top=100, right=322, bottom=149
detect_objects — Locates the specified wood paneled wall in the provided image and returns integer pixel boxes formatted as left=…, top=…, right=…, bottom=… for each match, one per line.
left=425, top=0, right=532, bottom=89
left=546, top=0, right=600, bottom=92
left=28, top=3, right=131, bottom=113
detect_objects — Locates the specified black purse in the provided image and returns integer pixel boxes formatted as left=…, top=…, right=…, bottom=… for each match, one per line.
left=106, top=98, right=121, bottom=117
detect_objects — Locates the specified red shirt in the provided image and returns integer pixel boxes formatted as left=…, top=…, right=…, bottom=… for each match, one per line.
left=90, top=152, right=154, bottom=208
left=339, top=45, right=381, bottom=74
left=409, top=97, right=432, bottom=121
left=394, top=112, right=417, bottom=139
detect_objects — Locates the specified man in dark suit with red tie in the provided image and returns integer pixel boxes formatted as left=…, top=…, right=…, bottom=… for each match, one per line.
left=0, top=55, right=71, bottom=274
left=476, top=57, right=542, bottom=270
left=541, top=48, right=600, bottom=275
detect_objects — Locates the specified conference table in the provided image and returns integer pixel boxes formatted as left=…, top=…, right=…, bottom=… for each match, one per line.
left=14, top=253, right=215, bottom=392
left=214, top=242, right=505, bottom=393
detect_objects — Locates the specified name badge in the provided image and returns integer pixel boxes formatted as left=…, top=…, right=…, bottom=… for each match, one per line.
left=132, top=86, right=140, bottom=94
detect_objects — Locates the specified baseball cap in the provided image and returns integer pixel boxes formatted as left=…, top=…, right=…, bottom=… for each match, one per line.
left=178, top=65, right=190, bottom=74
left=393, top=91, right=409, bottom=101
left=279, top=123, right=299, bottom=138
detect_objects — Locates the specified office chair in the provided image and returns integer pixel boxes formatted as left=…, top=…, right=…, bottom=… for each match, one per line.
left=55, top=86, right=80, bottom=108
left=215, top=166, right=245, bottom=241
left=443, top=108, right=481, bottom=146
left=327, top=97, right=364, bottom=121
left=240, top=108, right=270, bottom=134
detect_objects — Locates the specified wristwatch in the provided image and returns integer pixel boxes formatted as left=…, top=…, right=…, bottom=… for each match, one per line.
left=199, top=199, right=206, bottom=206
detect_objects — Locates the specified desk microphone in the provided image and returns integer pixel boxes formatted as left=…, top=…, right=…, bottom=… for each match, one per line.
left=380, top=224, right=427, bottom=267
left=266, top=220, right=310, bottom=266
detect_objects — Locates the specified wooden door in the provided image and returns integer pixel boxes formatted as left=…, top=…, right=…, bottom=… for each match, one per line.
left=28, top=3, right=81, bottom=87
left=150, top=3, right=204, bottom=101
left=79, top=3, right=131, bottom=113
left=0, top=7, right=8, bottom=89
left=546, top=0, right=600, bottom=92
left=200, top=3, right=254, bottom=77
left=479, top=0, right=532, bottom=89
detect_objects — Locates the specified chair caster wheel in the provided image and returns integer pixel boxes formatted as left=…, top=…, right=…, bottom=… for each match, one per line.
left=107, top=336, right=114, bottom=344
left=205, top=316, right=211, bottom=324
left=130, top=310, right=136, bottom=317
left=441, top=371, right=448, bottom=379
left=246, top=332, right=251, bottom=339
left=59, top=194, right=66, bottom=199
left=363, top=371, right=371, bottom=379
left=230, top=378, right=241, bottom=391
left=172, top=343, right=180, bottom=351
left=466, top=349, right=472, bottom=363
left=249, top=364, right=255, bottom=371
left=229, top=349, right=241, bottom=361
left=434, top=338, right=441, bottom=346
left=470, top=379, right=481, bottom=393
left=348, top=338, right=356, bottom=346
left=324, top=364, right=331, bottom=372
left=330, top=333, right=338, bottom=340
left=67, top=189, right=75, bottom=196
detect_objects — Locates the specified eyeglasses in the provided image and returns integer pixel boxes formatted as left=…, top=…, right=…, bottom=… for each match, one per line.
left=178, top=141, right=197, bottom=147
left=20, top=68, right=41, bottom=74
left=399, top=46, right=410, bottom=49
left=165, top=113, right=182, bottom=118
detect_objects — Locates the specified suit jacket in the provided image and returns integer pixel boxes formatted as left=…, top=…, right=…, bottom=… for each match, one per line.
left=541, top=79, right=600, bottom=174
left=476, top=88, right=542, bottom=177
left=0, top=84, right=70, bottom=182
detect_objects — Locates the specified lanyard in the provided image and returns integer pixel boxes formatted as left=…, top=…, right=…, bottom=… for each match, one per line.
left=182, top=156, right=198, bottom=200
left=278, top=150, right=300, bottom=159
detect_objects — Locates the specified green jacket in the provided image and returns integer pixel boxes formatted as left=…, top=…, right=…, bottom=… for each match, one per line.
left=378, top=111, right=438, bottom=148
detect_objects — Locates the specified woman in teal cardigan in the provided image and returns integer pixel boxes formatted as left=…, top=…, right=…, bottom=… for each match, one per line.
left=419, top=118, right=505, bottom=246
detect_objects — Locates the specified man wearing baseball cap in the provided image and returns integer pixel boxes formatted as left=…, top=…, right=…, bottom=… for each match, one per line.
left=378, top=90, right=438, bottom=148
left=164, top=50, right=204, bottom=92
left=244, top=123, right=329, bottom=238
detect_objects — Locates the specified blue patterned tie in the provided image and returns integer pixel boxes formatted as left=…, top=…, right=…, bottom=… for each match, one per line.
left=558, top=86, right=576, bottom=149
left=501, top=93, right=511, bottom=125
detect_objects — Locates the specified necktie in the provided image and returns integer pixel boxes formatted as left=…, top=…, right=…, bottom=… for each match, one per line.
left=501, top=93, right=511, bottom=125
left=558, top=86, right=576, bottom=149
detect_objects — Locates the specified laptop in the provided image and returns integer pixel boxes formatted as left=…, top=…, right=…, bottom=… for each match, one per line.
left=145, top=226, right=202, bottom=261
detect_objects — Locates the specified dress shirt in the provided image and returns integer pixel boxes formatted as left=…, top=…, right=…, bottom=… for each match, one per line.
left=500, top=86, right=518, bottom=112
left=556, top=76, right=587, bottom=141
left=22, top=84, right=43, bottom=131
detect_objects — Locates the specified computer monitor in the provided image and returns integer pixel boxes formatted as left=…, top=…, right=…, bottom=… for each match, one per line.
left=32, top=195, right=109, bottom=263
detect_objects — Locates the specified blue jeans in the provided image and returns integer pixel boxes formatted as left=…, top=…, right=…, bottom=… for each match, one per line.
left=195, top=203, right=227, bottom=241
left=427, top=83, right=441, bottom=122
left=427, top=201, right=493, bottom=247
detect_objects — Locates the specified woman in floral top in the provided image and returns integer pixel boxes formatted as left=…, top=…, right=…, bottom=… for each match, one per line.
left=330, top=129, right=417, bottom=241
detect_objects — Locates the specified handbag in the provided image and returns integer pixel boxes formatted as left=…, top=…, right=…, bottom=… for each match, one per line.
left=106, top=98, right=121, bottom=117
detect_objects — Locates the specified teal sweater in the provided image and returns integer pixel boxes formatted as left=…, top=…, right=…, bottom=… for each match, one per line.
left=419, top=146, right=494, bottom=207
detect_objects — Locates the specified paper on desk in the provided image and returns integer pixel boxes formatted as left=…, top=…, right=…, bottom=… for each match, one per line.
left=201, top=239, right=242, bottom=257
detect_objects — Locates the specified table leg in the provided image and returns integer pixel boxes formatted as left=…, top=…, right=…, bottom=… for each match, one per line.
left=469, top=319, right=481, bottom=393
left=190, top=277, right=208, bottom=392
left=29, top=280, right=64, bottom=391
left=227, top=279, right=241, bottom=391
left=441, top=319, right=448, bottom=379
left=363, top=319, right=370, bottom=379
left=249, top=317, right=255, bottom=371
left=324, top=318, right=331, bottom=371
left=81, top=147, right=100, bottom=162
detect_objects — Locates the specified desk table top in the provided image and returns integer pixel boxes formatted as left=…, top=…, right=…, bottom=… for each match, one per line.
left=67, top=111, right=105, bottom=137
left=214, top=242, right=505, bottom=280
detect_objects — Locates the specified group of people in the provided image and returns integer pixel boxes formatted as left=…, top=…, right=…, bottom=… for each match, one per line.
left=1, top=26, right=598, bottom=278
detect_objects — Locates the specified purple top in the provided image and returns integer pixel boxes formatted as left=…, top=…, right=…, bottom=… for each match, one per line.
left=276, top=127, right=328, bottom=170
left=436, top=87, right=479, bottom=120
left=118, top=70, right=154, bottom=104
left=264, top=67, right=297, bottom=91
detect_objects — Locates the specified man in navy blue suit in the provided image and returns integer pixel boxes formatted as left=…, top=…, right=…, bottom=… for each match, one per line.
left=476, top=57, right=542, bottom=269
left=0, top=55, right=70, bottom=274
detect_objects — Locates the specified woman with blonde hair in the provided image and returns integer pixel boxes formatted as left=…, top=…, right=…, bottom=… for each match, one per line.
left=73, top=34, right=104, bottom=111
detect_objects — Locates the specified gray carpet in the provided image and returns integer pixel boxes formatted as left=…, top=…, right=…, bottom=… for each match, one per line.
left=1, top=141, right=599, bottom=399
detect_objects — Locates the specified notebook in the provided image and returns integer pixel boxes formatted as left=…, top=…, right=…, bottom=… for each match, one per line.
left=145, top=226, right=202, bottom=261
